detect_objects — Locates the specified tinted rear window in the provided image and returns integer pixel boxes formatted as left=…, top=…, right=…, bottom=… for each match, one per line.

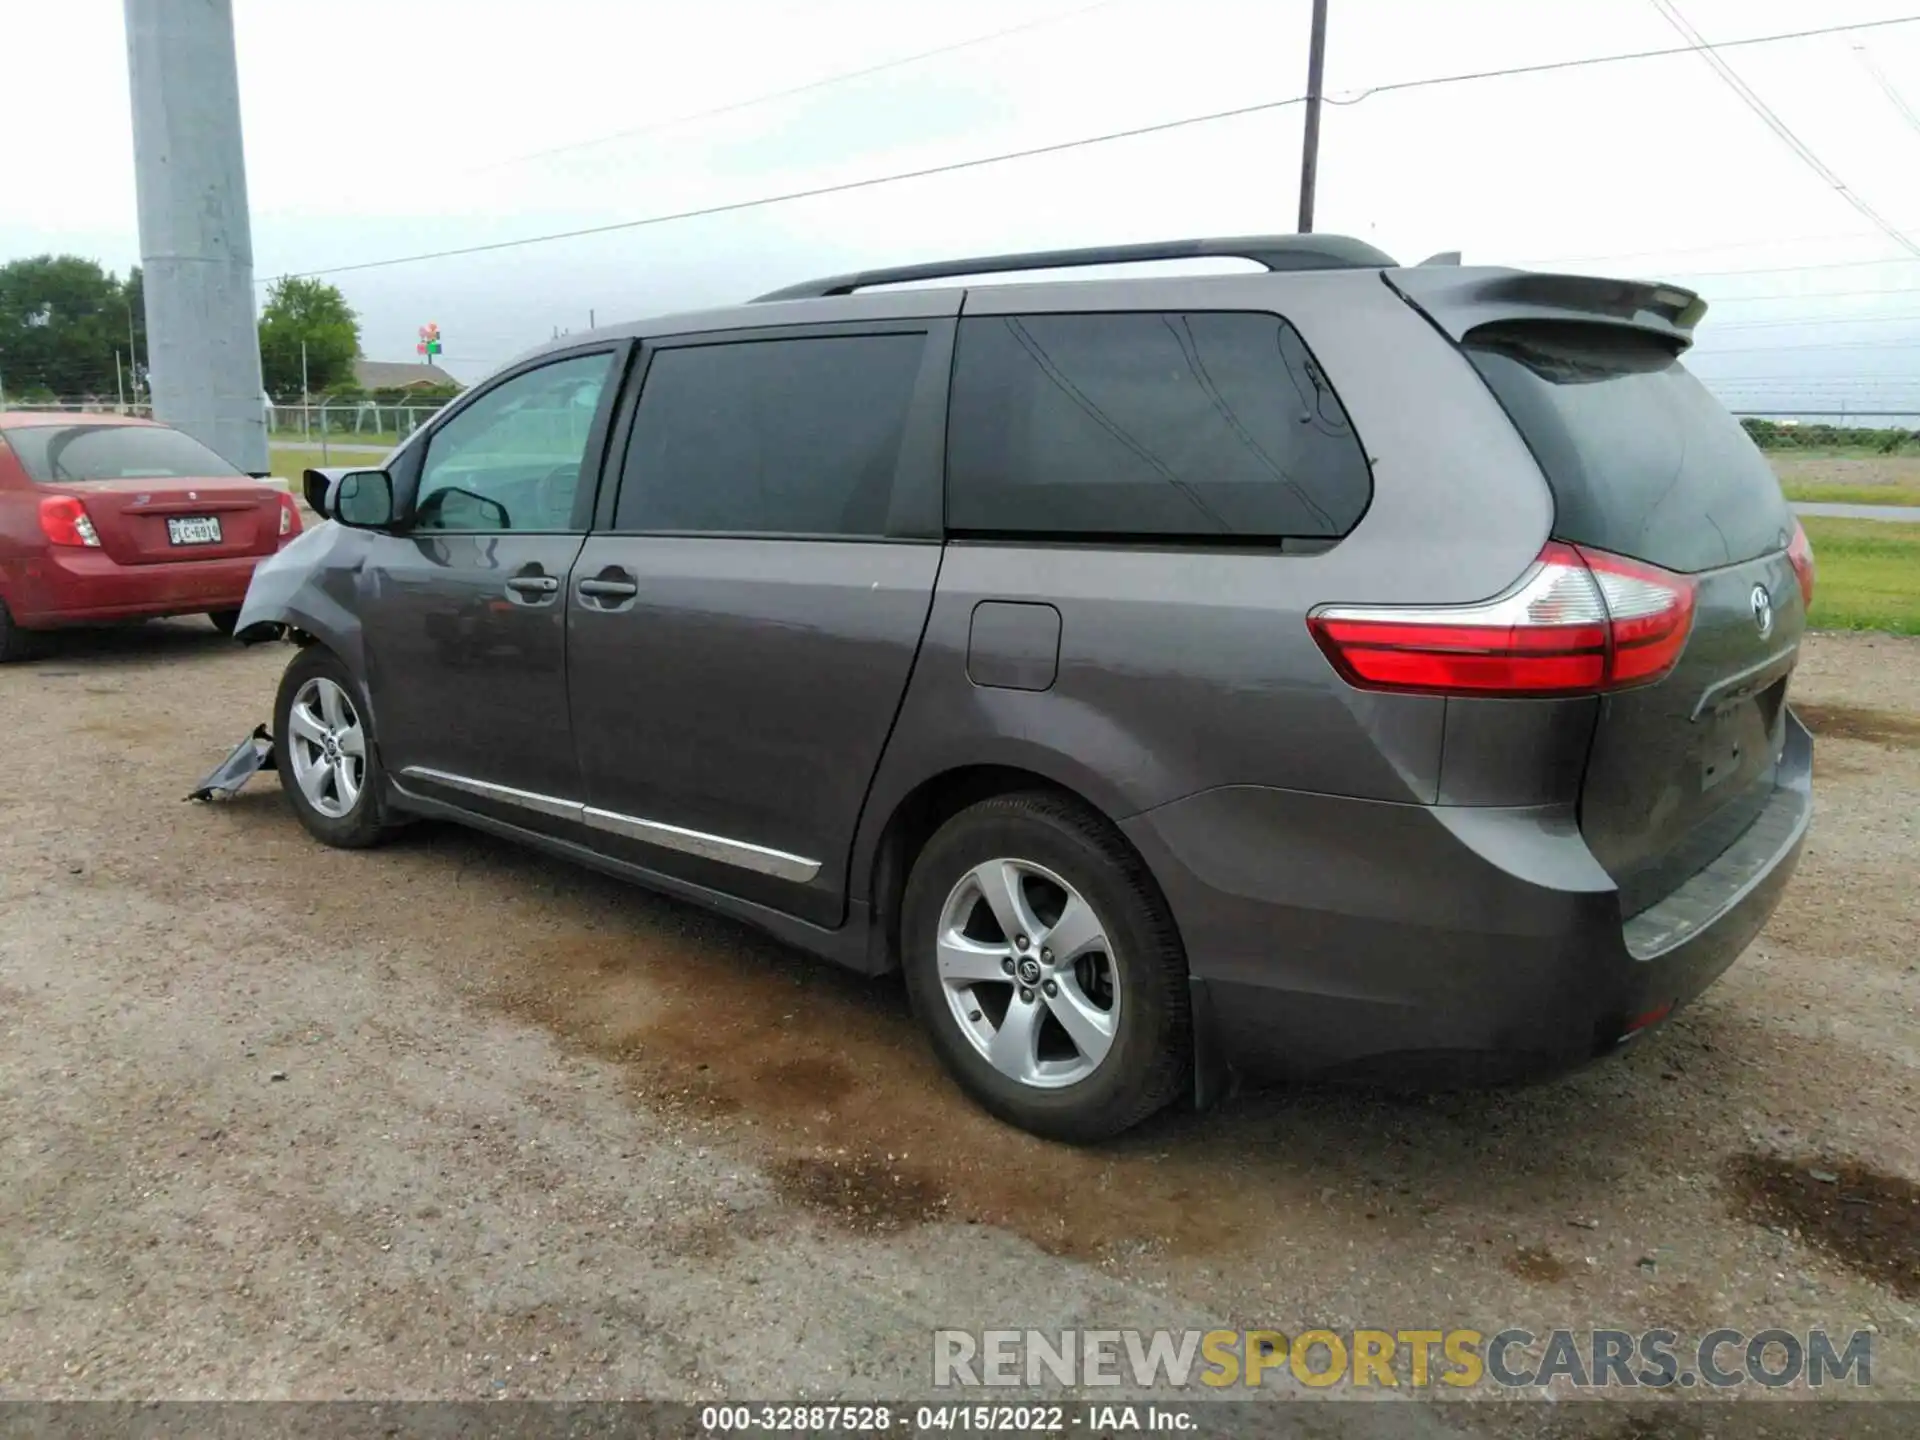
left=617, top=333, right=922, bottom=536
left=3, top=424, right=242, bottom=483
left=1465, top=323, right=1791, bottom=574
left=945, top=311, right=1371, bottom=540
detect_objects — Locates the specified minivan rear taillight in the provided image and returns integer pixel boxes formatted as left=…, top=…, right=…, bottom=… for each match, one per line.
left=39, top=495, right=102, bottom=548
left=278, top=492, right=300, bottom=537
left=1308, top=543, right=1697, bottom=697
left=1786, top=520, right=1815, bottom=610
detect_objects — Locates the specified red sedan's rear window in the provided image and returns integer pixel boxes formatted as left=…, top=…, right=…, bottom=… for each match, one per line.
left=3, top=424, right=242, bottom=483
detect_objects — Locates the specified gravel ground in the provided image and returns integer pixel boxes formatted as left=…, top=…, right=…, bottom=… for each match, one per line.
left=1, top=623, right=1916, bottom=1426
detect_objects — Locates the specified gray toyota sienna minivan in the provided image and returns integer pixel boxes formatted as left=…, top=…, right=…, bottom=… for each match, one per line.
left=238, top=235, right=1815, bottom=1141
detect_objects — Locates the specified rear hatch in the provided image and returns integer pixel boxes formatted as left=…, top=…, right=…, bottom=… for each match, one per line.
left=8, top=421, right=284, bottom=565
left=1461, top=318, right=1802, bottom=915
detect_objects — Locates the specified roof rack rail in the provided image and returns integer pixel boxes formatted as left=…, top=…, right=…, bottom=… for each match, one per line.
left=752, top=234, right=1399, bottom=302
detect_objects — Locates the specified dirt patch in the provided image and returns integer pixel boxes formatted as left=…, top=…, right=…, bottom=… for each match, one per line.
left=766, top=1155, right=950, bottom=1235
left=1503, top=1245, right=1569, bottom=1286
left=1794, top=702, right=1920, bottom=750
left=483, top=926, right=1264, bottom=1259
left=1723, top=1153, right=1920, bottom=1300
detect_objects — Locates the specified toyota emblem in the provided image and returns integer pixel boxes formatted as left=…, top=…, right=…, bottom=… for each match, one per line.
left=1751, top=584, right=1774, bottom=639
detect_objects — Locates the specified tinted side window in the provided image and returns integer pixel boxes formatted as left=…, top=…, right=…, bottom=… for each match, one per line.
left=945, top=312, right=1371, bottom=539
left=415, top=352, right=614, bottom=533
left=616, top=333, right=924, bottom=536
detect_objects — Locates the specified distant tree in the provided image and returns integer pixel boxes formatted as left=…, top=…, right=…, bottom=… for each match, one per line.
left=257, top=276, right=360, bottom=399
left=0, top=255, right=128, bottom=397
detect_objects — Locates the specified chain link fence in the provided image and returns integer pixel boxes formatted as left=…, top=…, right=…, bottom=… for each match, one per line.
left=0, top=395, right=456, bottom=461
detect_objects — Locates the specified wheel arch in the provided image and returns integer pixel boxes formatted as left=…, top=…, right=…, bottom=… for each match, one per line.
left=858, top=757, right=1152, bottom=978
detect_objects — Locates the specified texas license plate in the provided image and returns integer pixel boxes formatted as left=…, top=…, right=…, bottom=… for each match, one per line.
left=167, top=516, right=222, bottom=545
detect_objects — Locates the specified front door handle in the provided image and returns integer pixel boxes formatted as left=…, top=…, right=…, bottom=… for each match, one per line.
left=577, top=576, right=639, bottom=600
left=506, top=574, right=560, bottom=598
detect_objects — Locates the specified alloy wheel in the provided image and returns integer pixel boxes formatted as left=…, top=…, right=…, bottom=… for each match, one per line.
left=935, top=858, right=1120, bottom=1089
left=286, top=676, right=366, bottom=820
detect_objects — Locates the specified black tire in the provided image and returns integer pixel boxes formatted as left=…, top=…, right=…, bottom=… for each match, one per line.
left=900, top=791, right=1191, bottom=1143
left=272, top=646, right=388, bottom=848
left=0, top=598, right=34, bottom=664
left=207, top=609, right=241, bottom=636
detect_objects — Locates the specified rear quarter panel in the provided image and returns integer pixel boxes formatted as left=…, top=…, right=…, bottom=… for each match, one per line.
left=850, top=271, right=1561, bottom=904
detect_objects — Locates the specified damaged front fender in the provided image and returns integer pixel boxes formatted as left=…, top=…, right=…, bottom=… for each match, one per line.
left=234, top=521, right=369, bottom=675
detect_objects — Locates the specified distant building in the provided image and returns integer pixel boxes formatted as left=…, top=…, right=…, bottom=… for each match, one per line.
left=354, top=359, right=460, bottom=391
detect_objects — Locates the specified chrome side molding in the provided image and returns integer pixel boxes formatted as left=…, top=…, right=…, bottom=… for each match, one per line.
left=397, top=766, right=820, bottom=883
left=401, top=766, right=584, bottom=822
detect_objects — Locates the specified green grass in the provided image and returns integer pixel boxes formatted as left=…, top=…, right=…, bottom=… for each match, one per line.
left=1802, top=517, right=1920, bottom=636
left=269, top=430, right=408, bottom=449
left=1779, top=481, right=1920, bottom=506
left=263, top=445, right=387, bottom=483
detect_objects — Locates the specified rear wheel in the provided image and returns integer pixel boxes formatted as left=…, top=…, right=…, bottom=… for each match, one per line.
left=273, top=646, right=388, bottom=848
left=900, top=792, right=1191, bottom=1142
left=0, top=599, right=37, bottom=664
left=207, top=609, right=241, bottom=636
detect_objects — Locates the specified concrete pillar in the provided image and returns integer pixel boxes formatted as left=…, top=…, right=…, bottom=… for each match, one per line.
left=124, top=0, right=268, bottom=474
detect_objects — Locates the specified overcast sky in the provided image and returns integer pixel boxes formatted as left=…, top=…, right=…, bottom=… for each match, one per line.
left=6, top=0, right=1920, bottom=413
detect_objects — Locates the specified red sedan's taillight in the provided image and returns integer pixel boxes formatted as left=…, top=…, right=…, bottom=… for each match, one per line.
left=278, top=492, right=300, bottom=537
left=39, top=495, right=102, bottom=548
left=1308, top=543, right=1697, bottom=698
left=1786, top=520, right=1815, bottom=610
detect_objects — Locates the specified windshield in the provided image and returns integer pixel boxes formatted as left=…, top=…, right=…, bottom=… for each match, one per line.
left=3, top=424, right=243, bottom=483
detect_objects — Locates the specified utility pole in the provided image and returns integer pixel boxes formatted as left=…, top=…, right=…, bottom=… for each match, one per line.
left=301, top=339, right=310, bottom=440
left=115, top=350, right=126, bottom=411
left=1297, top=0, right=1330, bottom=234
left=126, top=298, right=139, bottom=404
left=124, top=0, right=268, bottom=473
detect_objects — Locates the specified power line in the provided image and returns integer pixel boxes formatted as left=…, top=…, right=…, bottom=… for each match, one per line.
left=465, top=0, right=1125, bottom=176
left=1855, top=44, right=1920, bottom=138
left=1707, top=285, right=1920, bottom=305
left=1693, top=337, right=1920, bottom=354
left=283, top=95, right=1315, bottom=280
left=1524, top=226, right=1910, bottom=267
left=1671, top=255, right=1920, bottom=279
left=1708, top=311, right=1920, bottom=332
left=1648, top=0, right=1920, bottom=258
left=1322, top=13, right=1920, bottom=107
left=279, top=14, right=1920, bottom=282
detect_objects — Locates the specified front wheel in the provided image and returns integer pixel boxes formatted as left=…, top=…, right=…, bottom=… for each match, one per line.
left=273, top=646, right=388, bottom=848
left=900, top=792, right=1191, bottom=1143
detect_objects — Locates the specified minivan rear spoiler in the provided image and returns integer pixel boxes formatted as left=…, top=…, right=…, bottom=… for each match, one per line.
left=1383, top=267, right=1705, bottom=351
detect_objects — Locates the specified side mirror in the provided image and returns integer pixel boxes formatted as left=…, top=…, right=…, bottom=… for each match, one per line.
left=333, top=469, right=399, bottom=529
left=302, top=467, right=335, bottom=517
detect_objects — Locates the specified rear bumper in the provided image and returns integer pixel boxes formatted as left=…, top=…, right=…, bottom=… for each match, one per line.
left=1123, top=712, right=1812, bottom=1088
left=4, top=547, right=273, bottom=626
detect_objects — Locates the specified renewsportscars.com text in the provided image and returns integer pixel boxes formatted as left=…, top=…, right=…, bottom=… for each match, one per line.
left=932, top=1327, right=1872, bottom=1390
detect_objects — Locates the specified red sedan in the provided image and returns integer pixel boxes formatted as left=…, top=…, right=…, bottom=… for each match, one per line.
left=0, top=411, right=302, bottom=661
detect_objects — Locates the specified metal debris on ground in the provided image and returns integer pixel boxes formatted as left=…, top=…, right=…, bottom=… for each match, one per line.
left=187, top=725, right=276, bottom=801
